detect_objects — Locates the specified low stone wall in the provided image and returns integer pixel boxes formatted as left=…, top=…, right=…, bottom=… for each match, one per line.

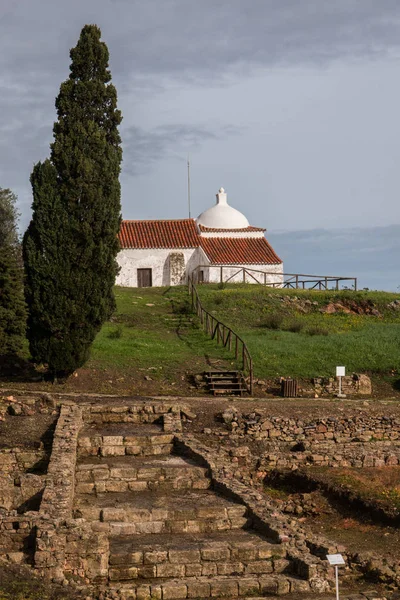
left=258, top=440, right=400, bottom=470
left=108, top=538, right=288, bottom=581
left=0, top=515, right=36, bottom=557
left=0, top=448, right=47, bottom=475
left=77, top=433, right=174, bottom=458
left=35, top=519, right=109, bottom=584
left=174, top=434, right=335, bottom=592
left=75, top=461, right=209, bottom=494
left=2, top=392, right=57, bottom=416
left=222, top=408, right=400, bottom=442
left=82, top=402, right=184, bottom=425
left=40, top=404, right=83, bottom=519
left=312, top=374, right=372, bottom=397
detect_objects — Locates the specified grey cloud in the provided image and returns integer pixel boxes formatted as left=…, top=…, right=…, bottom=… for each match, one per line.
left=268, top=225, right=400, bottom=291
left=122, top=123, right=241, bottom=175
left=2, top=1, right=400, bottom=86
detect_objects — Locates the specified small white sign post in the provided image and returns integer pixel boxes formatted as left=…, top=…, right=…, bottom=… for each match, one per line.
left=336, top=366, right=346, bottom=398
left=327, top=554, right=345, bottom=600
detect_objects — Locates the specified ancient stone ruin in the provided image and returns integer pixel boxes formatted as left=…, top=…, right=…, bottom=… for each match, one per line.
left=1, top=394, right=399, bottom=599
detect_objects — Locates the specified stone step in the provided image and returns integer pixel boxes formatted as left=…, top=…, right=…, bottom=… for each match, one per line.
left=74, top=489, right=250, bottom=534
left=78, top=423, right=174, bottom=458
left=75, top=455, right=210, bottom=494
left=108, top=574, right=311, bottom=598
left=109, top=530, right=288, bottom=581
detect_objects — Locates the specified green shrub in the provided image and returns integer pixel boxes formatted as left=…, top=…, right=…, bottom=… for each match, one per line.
left=307, top=326, right=329, bottom=336
left=107, top=326, right=123, bottom=339
left=285, top=319, right=304, bottom=333
left=262, top=313, right=284, bottom=330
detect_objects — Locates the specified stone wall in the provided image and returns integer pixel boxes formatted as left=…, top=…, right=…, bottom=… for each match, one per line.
left=82, top=402, right=184, bottom=425
left=174, top=434, right=336, bottom=591
left=258, top=440, right=400, bottom=470
left=40, top=404, right=82, bottom=519
left=0, top=448, right=46, bottom=476
left=222, top=408, right=400, bottom=442
left=35, top=519, right=109, bottom=584
left=77, top=432, right=174, bottom=458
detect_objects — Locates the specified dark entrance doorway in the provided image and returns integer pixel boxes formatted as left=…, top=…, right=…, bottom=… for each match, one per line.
left=137, top=268, right=152, bottom=287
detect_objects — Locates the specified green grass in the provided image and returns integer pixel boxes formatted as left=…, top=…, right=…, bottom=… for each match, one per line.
left=195, top=285, right=400, bottom=379
left=87, top=286, right=239, bottom=380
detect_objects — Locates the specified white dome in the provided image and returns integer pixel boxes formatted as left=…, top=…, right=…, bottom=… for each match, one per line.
left=196, top=188, right=250, bottom=229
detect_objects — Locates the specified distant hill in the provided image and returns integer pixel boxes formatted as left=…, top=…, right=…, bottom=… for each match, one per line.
left=268, top=225, right=400, bottom=292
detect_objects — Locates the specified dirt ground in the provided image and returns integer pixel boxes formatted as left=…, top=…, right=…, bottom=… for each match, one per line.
left=0, top=412, right=57, bottom=449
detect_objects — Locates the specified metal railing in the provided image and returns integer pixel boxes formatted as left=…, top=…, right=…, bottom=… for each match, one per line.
left=191, top=265, right=357, bottom=291
left=188, top=275, right=253, bottom=395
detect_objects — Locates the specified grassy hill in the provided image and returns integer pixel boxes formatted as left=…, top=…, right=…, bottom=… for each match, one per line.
left=196, top=285, right=400, bottom=383
left=1, top=284, right=400, bottom=396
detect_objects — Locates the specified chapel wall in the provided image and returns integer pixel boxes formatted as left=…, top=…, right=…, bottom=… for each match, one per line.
left=116, top=248, right=197, bottom=287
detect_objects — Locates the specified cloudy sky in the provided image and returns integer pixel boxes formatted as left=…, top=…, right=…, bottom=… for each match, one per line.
left=1, top=0, right=400, bottom=290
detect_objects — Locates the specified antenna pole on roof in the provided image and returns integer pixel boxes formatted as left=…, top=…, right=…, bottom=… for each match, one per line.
left=187, top=156, right=191, bottom=219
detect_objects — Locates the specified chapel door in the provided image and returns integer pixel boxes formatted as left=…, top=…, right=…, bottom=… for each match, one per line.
left=137, top=268, right=152, bottom=287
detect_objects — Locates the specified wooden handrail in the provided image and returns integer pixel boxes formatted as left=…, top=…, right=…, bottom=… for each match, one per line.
left=190, top=265, right=357, bottom=291
left=188, top=276, right=253, bottom=395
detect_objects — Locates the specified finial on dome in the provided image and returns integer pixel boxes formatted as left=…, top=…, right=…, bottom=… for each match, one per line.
left=216, top=187, right=227, bottom=205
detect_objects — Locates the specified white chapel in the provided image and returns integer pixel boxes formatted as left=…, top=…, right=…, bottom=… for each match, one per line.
left=116, top=188, right=283, bottom=288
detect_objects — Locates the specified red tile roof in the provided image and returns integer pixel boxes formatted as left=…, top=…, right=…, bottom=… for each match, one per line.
left=119, top=219, right=282, bottom=265
left=119, top=219, right=199, bottom=249
left=200, top=237, right=282, bottom=265
left=198, top=225, right=265, bottom=233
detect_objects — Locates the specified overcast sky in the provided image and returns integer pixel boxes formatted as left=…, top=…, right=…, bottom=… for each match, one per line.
left=1, top=0, right=400, bottom=289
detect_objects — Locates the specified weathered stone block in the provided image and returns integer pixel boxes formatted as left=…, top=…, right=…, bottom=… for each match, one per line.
left=128, top=481, right=148, bottom=492
left=201, top=545, right=230, bottom=562
left=238, top=578, right=260, bottom=596
left=101, top=507, right=127, bottom=522
left=75, top=483, right=94, bottom=494
left=290, top=578, right=310, bottom=592
left=109, top=566, right=138, bottom=581
left=137, top=565, right=156, bottom=578
left=135, top=521, right=163, bottom=534
left=201, top=562, right=217, bottom=576
left=230, top=543, right=257, bottom=561
left=217, top=561, right=244, bottom=575
left=162, top=583, right=188, bottom=600
left=210, top=580, right=238, bottom=597
left=126, top=446, right=142, bottom=455
left=110, top=467, right=138, bottom=480
left=259, top=576, right=278, bottom=595
left=245, top=561, right=274, bottom=574
left=185, top=563, right=202, bottom=577
left=144, top=550, right=168, bottom=564
left=102, top=436, right=124, bottom=445
left=156, top=563, right=185, bottom=578
left=168, top=549, right=201, bottom=564
left=105, top=481, right=129, bottom=493
left=100, top=446, right=126, bottom=457
left=273, top=558, right=291, bottom=573
left=136, top=585, right=151, bottom=600
left=137, top=467, right=161, bottom=480
left=187, top=581, right=211, bottom=598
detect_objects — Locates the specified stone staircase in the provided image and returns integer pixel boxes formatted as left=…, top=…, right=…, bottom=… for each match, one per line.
left=74, top=420, right=314, bottom=598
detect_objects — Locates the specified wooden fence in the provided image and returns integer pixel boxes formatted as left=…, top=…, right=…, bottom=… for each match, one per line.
left=188, top=276, right=253, bottom=395
left=191, top=265, right=357, bottom=291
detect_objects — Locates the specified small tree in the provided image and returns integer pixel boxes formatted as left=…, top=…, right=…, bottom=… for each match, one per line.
left=23, top=25, right=122, bottom=377
left=0, top=188, right=27, bottom=356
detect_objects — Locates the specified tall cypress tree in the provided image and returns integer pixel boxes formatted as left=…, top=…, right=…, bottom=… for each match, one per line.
left=0, top=188, right=27, bottom=357
left=23, top=25, right=122, bottom=377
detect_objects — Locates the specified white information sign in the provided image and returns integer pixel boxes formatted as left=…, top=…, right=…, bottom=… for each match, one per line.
left=336, top=366, right=346, bottom=377
left=327, top=554, right=345, bottom=566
